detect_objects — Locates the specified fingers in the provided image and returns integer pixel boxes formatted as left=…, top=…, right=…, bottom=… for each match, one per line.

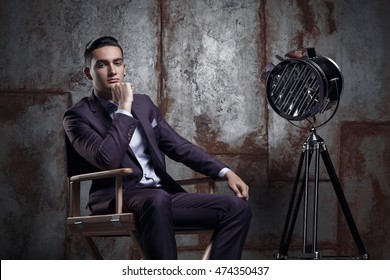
left=111, top=82, right=134, bottom=103
left=236, top=183, right=249, bottom=201
left=111, top=82, right=134, bottom=95
left=224, top=170, right=250, bottom=201
left=111, top=83, right=134, bottom=112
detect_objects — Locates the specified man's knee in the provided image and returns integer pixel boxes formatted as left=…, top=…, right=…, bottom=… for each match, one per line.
left=227, top=196, right=252, bottom=222
left=142, top=189, right=172, bottom=212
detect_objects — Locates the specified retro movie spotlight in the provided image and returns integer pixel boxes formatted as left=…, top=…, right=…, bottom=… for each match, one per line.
left=263, top=48, right=368, bottom=259
left=265, top=48, right=342, bottom=123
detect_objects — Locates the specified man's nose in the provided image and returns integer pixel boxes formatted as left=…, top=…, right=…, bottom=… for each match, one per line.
left=108, top=64, right=117, bottom=75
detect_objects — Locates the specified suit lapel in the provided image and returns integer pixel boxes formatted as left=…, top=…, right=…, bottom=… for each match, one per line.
left=132, top=104, right=185, bottom=192
left=131, top=105, right=166, bottom=171
left=88, top=94, right=113, bottom=133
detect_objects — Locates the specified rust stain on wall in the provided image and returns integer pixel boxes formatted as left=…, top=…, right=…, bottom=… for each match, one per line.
left=4, top=143, right=43, bottom=203
left=156, top=0, right=166, bottom=112
left=242, top=131, right=267, bottom=155
left=269, top=125, right=309, bottom=181
left=0, top=91, right=69, bottom=201
left=324, top=0, right=336, bottom=35
left=156, top=0, right=176, bottom=117
left=339, top=122, right=390, bottom=258
left=339, top=122, right=390, bottom=178
left=194, top=114, right=229, bottom=153
left=258, top=0, right=268, bottom=73
left=0, top=91, right=70, bottom=258
left=0, top=91, right=49, bottom=122
left=292, top=0, right=337, bottom=47
left=293, top=0, right=320, bottom=47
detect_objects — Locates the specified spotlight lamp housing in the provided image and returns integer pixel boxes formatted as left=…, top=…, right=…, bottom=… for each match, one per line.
left=265, top=48, right=343, bottom=122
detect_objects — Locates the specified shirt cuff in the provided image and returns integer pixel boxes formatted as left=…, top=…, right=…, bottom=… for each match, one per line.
left=218, top=167, right=230, bottom=178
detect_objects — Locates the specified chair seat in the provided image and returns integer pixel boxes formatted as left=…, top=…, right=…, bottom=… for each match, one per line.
left=68, top=213, right=214, bottom=236
left=67, top=213, right=138, bottom=236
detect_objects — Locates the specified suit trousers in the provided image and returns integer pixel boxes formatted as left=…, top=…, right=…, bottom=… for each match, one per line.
left=122, top=187, right=252, bottom=260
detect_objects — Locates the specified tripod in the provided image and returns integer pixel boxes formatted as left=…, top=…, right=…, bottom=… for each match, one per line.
left=275, top=127, right=369, bottom=259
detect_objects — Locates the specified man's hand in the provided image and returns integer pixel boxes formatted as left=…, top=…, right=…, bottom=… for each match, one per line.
left=224, top=170, right=249, bottom=201
left=111, top=82, right=134, bottom=113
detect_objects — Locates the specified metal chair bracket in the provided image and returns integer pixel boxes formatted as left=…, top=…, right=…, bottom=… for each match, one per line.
left=110, top=216, right=122, bottom=227
left=74, top=220, right=84, bottom=229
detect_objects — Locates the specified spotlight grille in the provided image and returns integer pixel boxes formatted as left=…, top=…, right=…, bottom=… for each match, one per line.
left=266, top=55, right=343, bottom=121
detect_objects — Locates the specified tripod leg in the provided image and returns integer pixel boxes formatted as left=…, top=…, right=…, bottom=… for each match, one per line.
left=277, top=148, right=313, bottom=258
left=312, top=143, right=321, bottom=254
left=320, top=146, right=368, bottom=258
left=302, top=143, right=320, bottom=258
left=276, top=151, right=305, bottom=258
left=302, top=142, right=311, bottom=254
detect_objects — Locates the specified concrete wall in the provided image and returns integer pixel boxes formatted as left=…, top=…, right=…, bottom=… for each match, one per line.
left=0, top=0, right=389, bottom=259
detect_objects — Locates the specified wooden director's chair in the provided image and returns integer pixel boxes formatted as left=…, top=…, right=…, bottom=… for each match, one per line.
left=65, top=138, right=220, bottom=260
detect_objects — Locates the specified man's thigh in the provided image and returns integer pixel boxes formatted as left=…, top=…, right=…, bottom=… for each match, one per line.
left=171, top=192, right=235, bottom=228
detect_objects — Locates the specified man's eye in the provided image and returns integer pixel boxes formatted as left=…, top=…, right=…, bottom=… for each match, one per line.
left=97, top=63, right=106, bottom=68
left=114, top=61, right=123, bottom=66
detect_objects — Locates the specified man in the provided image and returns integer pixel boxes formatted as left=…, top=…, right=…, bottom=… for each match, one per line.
left=63, top=36, right=251, bottom=259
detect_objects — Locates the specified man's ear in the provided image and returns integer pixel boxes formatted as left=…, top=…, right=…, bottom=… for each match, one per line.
left=83, top=67, right=93, bottom=80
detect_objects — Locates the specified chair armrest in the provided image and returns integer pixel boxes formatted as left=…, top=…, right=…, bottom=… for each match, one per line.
left=70, top=168, right=133, bottom=182
left=68, top=168, right=133, bottom=217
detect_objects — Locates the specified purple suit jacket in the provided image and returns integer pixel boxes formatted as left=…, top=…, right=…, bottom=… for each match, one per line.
left=63, top=93, right=226, bottom=214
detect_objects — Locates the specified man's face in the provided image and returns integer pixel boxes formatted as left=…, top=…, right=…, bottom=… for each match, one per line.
left=84, top=46, right=126, bottom=100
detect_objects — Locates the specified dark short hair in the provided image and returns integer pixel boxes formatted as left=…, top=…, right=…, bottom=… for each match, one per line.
left=84, top=36, right=124, bottom=66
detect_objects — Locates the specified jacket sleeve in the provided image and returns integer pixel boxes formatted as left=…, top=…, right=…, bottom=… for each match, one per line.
left=63, top=101, right=139, bottom=170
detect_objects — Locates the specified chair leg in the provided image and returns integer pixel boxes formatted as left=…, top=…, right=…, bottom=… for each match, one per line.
left=83, top=236, right=103, bottom=260
left=129, top=230, right=146, bottom=259
left=201, top=241, right=213, bottom=260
